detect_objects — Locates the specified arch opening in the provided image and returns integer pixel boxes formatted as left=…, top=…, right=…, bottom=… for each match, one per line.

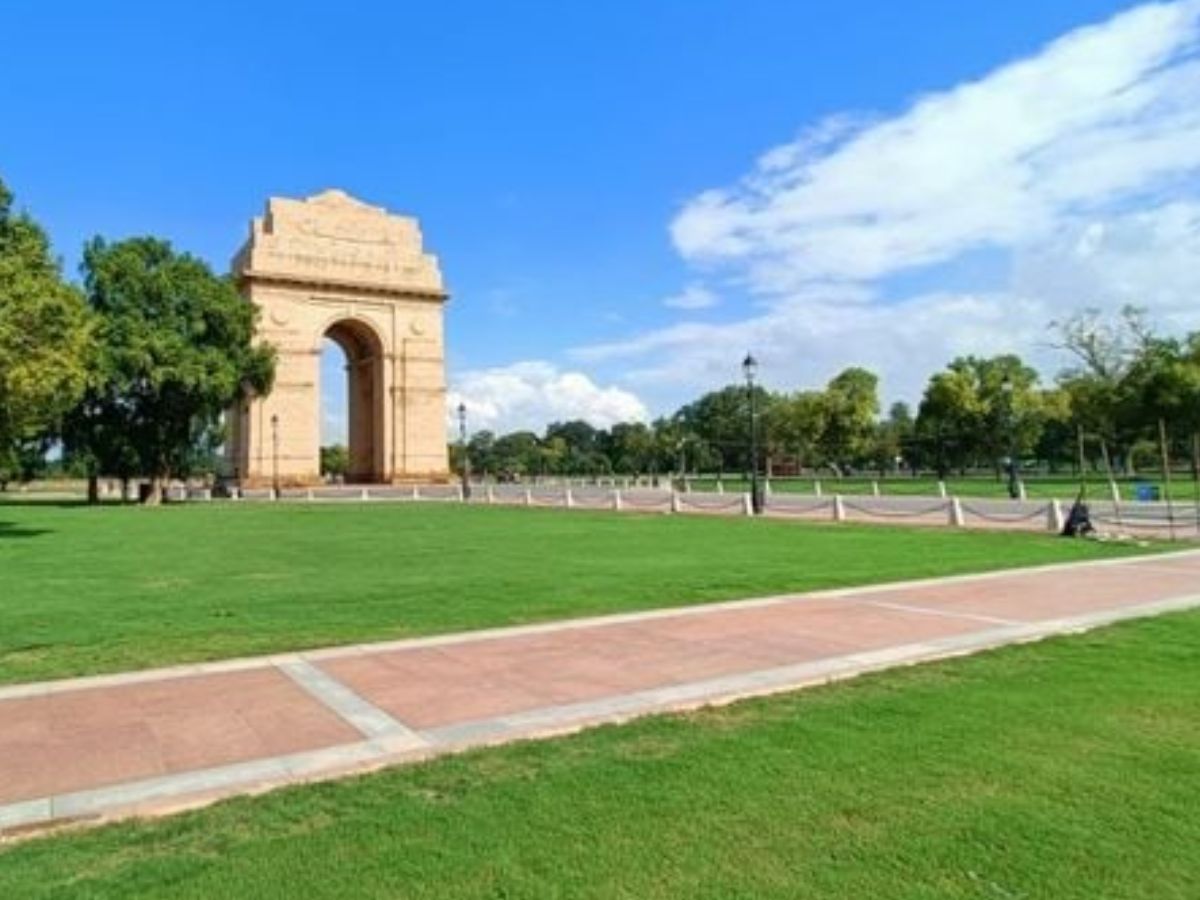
left=320, top=319, right=385, bottom=483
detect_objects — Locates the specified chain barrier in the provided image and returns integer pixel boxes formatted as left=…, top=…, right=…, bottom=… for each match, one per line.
left=960, top=502, right=1050, bottom=523
left=842, top=499, right=950, bottom=518
left=678, top=496, right=746, bottom=512
left=764, top=499, right=835, bottom=516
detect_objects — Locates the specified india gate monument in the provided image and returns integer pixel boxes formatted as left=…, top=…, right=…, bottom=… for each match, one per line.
left=225, top=190, right=450, bottom=485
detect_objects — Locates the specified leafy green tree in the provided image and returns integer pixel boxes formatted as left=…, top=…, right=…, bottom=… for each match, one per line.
left=320, top=444, right=350, bottom=480
left=69, top=237, right=274, bottom=503
left=766, top=390, right=828, bottom=473
left=820, top=368, right=880, bottom=471
left=0, top=178, right=92, bottom=461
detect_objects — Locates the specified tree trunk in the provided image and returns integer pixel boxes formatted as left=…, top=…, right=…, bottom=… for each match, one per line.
left=87, top=474, right=100, bottom=505
left=143, top=476, right=165, bottom=506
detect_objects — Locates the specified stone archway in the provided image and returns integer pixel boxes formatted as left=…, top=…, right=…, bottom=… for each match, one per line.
left=225, top=190, right=450, bottom=486
left=323, top=318, right=385, bottom=483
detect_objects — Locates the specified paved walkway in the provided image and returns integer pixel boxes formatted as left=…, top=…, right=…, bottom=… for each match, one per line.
left=3, top=550, right=1199, bottom=836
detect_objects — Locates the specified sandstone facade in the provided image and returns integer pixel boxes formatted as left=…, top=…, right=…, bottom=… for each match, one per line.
left=226, top=190, right=449, bottom=485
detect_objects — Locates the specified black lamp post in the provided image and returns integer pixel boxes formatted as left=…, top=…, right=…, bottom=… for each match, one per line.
left=270, top=413, right=280, bottom=498
left=457, top=402, right=471, bottom=500
left=1002, top=379, right=1019, bottom=499
left=743, top=353, right=763, bottom=515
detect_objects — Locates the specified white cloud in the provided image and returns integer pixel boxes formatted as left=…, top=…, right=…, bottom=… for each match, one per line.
left=448, top=361, right=649, bottom=434
left=578, top=1, right=1200, bottom=409
left=671, top=1, right=1200, bottom=293
left=662, top=284, right=719, bottom=310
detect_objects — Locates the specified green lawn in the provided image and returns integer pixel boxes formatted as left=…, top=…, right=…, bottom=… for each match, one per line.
left=2, top=609, right=1196, bottom=898
left=0, top=501, right=1157, bottom=685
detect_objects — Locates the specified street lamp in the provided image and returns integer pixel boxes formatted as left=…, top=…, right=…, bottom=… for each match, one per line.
left=743, top=353, right=763, bottom=515
left=270, top=413, right=280, bottom=499
left=1001, top=379, right=1018, bottom=499
left=457, top=402, right=471, bottom=500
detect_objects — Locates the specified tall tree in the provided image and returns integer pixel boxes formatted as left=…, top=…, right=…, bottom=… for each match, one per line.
left=0, top=178, right=92, bottom=465
left=820, top=368, right=880, bottom=471
left=69, top=237, right=274, bottom=503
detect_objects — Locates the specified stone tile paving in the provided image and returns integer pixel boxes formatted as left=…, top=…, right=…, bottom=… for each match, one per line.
left=1, top=550, right=1198, bottom=836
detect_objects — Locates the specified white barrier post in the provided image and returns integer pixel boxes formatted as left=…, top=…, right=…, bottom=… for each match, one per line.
left=1018, top=481, right=1028, bottom=501
left=486, top=484, right=495, bottom=504
left=814, top=479, right=823, bottom=497
left=670, top=490, right=681, bottom=513
left=613, top=489, right=623, bottom=511
left=949, top=497, right=965, bottom=527
left=742, top=493, right=754, bottom=516
left=524, top=487, right=533, bottom=506
left=871, top=480, right=880, bottom=497
left=1109, top=481, right=1121, bottom=504
left=716, top=479, right=724, bottom=494
left=307, top=488, right=315, bottom=502
left=565, top=488, right=574, bottom=508
left=458, top=483, right=465, bottom=502
left=833, top=494, right=846, bottom=522
left=937, top=480, right=948, bottom=498
left=1048, top=499, right=1065, bottom=533
left=411, top=485, right=420, bottom=501
left=765, top=479, right=773, bottom=496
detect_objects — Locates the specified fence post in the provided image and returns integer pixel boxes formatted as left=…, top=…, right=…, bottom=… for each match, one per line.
left=361, top=487, right=370, bottom=501
left=814, top=479, right=823, bottom=497
left=949, top=497, right=965, bottom=527
left=1018, top=481, right=1027, bottom=501
left=833, top=494, right=846, bottom=522
left=458, top=483, right=465, bottom=502
left=671, top=490, right=681, bottom=513
left=1048, top=499, right=1065, bottom=533
left=524, top=487, right=533, bottom=506
left=764, top=479, right=773, bottom=496
left=411, top=484, right=420, bottom=501
left=938, top=480, right=948, bottom=498
left=742, top=493, right=754, bottom=516
left=871, top=480, right=880, bottom=497
left=613, top=489, right=623, bottom=511
left=1109, top=480, right=1121, bottom=504
left=716, top=479, right=724, bottom=494
left=486, top=484, right=495, bottom=504
left=307, top=488, right=314, bottom=502
left=565, top=488, right=574, bottom=508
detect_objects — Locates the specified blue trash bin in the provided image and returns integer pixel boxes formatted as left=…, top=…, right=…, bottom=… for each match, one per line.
left=1134, top=483, right=1160, bottom=502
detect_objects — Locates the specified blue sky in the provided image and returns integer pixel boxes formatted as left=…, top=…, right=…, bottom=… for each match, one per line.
left=5, top=1, right=1200, bottom=440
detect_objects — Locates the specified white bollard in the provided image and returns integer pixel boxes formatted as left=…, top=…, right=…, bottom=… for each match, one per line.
left=486, top=484, right=495, bottom=504
left=612, top=489, right=623, bottom=511
left=1048, top=499, right=1065, bottom=533
left=742, top=493, right=754, bottom=516
left=765, top=479, right=773, bottom=495
left=938, top=480, right=948, bottom=498
left=361, top=487, right=370, bottom=501
left=1109, top=481, right=1121, bottom=504
left=814, top=479, right=823, bottom=497
left=525, top=487, right=533, bottom=506
left=949, top=497, right=965, bottom=527
left=833, top=494, right=846, bottom=522
left=411, top=484, right=420, bottom=501
left=1018, top=481, right=1028, bottom=501
left=307, top=488, right=315, bottom=502
left=716, top=479, right=724, bottom=494
left=231, top=487, right=242, bottom=501
left=670, top=490, right=681, bottom=513
left=565, top=488, right=574, bottom=508
left=458, top=483, right=465, bottom=502
left=871, top=480, right=880, bottom=497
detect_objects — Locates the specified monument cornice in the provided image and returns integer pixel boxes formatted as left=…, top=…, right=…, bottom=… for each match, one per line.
left=237, top=269, right=449, bottom=303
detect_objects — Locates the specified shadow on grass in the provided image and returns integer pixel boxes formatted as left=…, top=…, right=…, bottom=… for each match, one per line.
left=0, top=520, right=53, bottom=539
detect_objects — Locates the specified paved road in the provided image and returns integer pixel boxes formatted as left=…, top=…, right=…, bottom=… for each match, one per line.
left=2, top=550, right=1198, bottom=835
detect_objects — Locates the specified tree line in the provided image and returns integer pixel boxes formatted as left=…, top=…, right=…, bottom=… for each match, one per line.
left=452, top=310, right=1200, bottom=482
left=0, top=177, right=274, bottom=500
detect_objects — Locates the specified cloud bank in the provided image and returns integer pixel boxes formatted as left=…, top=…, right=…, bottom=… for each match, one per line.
left=581, top=0, right=1200, bottom=406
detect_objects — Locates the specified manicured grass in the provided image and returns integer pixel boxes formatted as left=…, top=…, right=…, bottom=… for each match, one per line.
left=2, top=609, right=1197, bottom=898
left=0, top=500, right=1156, bottom=685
